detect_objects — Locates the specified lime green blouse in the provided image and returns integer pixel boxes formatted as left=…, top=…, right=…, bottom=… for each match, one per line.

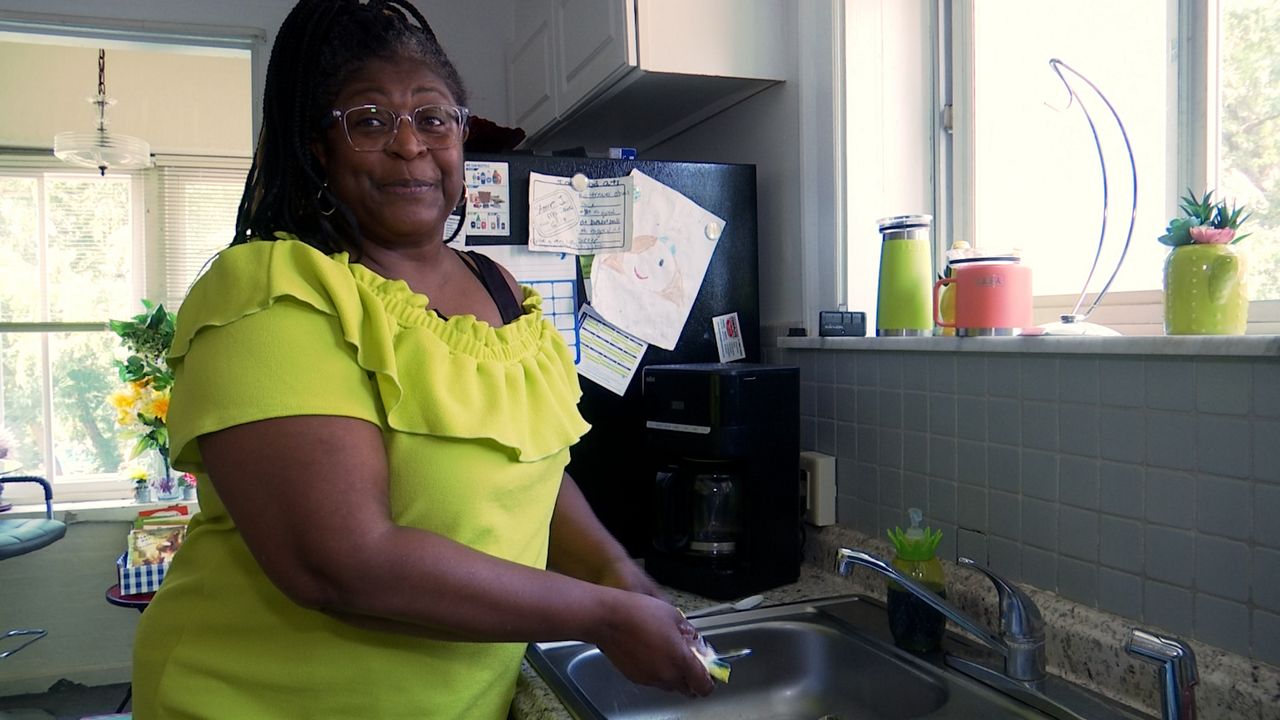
left=131, top=236, right=590, bottom=719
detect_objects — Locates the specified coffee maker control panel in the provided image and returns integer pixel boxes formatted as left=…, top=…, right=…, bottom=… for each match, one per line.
left=643, top=362, right=797, bottom=434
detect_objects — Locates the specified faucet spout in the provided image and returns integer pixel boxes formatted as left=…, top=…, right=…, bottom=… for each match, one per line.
left=835, top=547, right=1046, bottom=684
left=1125, top=628, right=1197, bottom=720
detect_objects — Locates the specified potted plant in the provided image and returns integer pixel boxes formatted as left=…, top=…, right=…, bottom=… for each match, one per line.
left=178, top=473, right=197, bottom=501
left=107, top=301, right=177, bottom=488
left=130, top=468, right=152, bottom=504
left=1158, top=190, right=1252, bottom=334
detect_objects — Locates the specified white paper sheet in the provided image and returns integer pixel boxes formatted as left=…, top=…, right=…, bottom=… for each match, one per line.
left=589, top=170, right=725, bottom=350
left=575, top=304, right=648, bottom=396
left=528, top=172, right=633, bottom=254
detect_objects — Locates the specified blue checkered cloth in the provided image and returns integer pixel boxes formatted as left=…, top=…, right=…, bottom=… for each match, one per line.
left=116, top=552, right=168, bottom=595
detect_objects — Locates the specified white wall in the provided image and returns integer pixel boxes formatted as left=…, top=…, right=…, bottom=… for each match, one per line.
left=0, top=42, right=254, bottom=156
left=648, top=1, right=845, bottom=336
left=0, top=0, right=515, bottom=139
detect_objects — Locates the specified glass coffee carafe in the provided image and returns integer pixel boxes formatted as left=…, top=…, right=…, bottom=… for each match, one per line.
left=687, top=471, right=742, bottom=557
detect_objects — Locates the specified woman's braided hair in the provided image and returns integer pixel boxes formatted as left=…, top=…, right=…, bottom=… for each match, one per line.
left=233, top=0, right=468, bottom=253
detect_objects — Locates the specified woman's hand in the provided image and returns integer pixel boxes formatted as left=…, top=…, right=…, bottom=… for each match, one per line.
left=593, top=592, right=714, bottom=697
left=594, top=557, right=668, bottom=601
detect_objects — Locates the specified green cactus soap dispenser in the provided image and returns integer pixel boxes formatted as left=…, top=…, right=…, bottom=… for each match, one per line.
left=886, top=507, right=946, bottom=653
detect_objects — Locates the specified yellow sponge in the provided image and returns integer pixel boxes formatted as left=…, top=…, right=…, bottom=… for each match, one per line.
left=689, top=635, right=732, bottom=683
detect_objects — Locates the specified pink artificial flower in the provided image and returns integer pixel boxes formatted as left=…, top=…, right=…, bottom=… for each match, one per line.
left=1189, top=226, right=1235, bottom=244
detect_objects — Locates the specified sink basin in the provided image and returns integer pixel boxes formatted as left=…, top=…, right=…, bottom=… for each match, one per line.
left=526, top=595, right=1083, bottom=720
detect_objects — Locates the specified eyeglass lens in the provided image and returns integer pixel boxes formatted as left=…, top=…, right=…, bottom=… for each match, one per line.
left=343, top=105, right=465, bottom=151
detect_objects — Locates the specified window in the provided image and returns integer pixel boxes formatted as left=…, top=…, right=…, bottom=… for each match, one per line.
left=846, top=0, right=1280, bottom=334
left=0, top=29, right=252, bottom=503
left=0, top=161, right=245, bottom=504
left=151, top=164, right=250, bottom=309
left=0, top=170, right=141, bottom=502
left=1219, top=0, right=1280, bottom=304
left=966, top=1, right=1170, bottom=298
left=960, top=0, right=1280, bottom=332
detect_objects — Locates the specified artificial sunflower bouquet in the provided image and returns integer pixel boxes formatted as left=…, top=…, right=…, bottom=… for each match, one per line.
left=107, top=301, right=177, bottom=482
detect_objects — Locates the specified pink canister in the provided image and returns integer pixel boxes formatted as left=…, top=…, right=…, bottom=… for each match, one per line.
left=933, top=256, right=1033, bottom=336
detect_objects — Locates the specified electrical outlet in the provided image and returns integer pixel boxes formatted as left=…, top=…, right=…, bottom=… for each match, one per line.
left=799, top=451, right=836, bottom=526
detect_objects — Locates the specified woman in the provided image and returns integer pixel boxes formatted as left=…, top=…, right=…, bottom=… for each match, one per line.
left=130, top=1, right=713, bottom=717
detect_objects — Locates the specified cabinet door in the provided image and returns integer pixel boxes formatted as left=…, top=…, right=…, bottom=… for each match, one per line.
left=508, top=1, right=558, bottom=132
left=553, top=0, right=633, bottom=109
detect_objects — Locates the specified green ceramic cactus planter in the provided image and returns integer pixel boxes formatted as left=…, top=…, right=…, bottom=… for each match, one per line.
left=1163, top=244, right=1248, bottom=335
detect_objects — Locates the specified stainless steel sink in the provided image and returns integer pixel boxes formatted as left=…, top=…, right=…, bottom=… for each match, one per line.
left=526, top=594, right=1117, bottom=720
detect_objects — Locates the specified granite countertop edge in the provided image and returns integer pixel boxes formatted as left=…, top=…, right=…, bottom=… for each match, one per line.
left=513, top=525, right=1280, bottom=720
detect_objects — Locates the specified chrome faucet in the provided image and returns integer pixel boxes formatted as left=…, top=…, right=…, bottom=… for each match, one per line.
left=1125, top=628, right=1198, bottom=720
left=835, top=548, right=1046, bottom=686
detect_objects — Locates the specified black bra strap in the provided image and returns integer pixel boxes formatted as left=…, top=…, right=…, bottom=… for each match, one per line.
left=456, top=249, right=523, bottom=325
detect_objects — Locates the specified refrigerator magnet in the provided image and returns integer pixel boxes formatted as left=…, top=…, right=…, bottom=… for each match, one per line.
left=713, top=312, right=746, bottom=363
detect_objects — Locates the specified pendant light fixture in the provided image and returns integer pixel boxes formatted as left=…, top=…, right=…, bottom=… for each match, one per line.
left=54, top=49, right=152, bottom=176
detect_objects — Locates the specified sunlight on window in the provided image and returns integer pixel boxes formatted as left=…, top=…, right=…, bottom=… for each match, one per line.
left=45, top=175, right=135, bottom=321
left=973, top=0, right=1170, bottom=297
left=0, top=177, right=40, bottom=322
left=51, top=331, right=124, bottom=478
left=0, top=333, right=46, bottom=478
left=1220, top=0, right=1280, bottom=300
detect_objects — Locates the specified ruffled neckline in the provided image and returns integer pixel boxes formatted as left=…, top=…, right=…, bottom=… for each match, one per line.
left=343, top=250, right=550, bottom=363
left=171, top=237, right=590, bottom=461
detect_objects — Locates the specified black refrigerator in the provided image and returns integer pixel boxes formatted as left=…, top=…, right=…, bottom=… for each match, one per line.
left=466, top=152, right=761, bottom=556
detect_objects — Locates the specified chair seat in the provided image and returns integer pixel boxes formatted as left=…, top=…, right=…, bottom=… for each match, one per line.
left=0, top=518, right=67, bottom=560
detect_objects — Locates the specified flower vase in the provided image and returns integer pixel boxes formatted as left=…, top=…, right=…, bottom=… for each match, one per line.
left=1163, top=244, right=1248, bottom=335
left=181, top=486, right=196, bottom=501
left=134, top=485, right=152, bottom=504
left=151, top=453, right=183, bottom=502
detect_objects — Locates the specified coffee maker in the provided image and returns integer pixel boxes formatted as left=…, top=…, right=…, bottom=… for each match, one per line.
left=643, top=363, right=801, bottom=600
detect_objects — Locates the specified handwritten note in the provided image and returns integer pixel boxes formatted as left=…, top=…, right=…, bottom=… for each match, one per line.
left=528, top=172, right=633, bottom=255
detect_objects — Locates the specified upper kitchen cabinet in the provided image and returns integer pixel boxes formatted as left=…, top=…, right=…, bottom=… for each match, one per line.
left=507, top=0, right=786, bottom=153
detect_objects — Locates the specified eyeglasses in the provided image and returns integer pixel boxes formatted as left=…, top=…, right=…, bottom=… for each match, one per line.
left=324, top=104, right=470, bottom=152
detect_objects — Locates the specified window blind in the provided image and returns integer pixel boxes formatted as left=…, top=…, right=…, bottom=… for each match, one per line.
left=152, top=162, right=248, bottom=310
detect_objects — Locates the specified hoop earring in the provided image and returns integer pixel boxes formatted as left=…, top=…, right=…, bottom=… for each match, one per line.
left=316, top=182, right=336, bottom=217
left=443, top=190, right=468, bottom=244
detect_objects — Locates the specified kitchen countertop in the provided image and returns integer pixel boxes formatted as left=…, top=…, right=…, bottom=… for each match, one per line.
left=513, top=525, right=1280, bottom=720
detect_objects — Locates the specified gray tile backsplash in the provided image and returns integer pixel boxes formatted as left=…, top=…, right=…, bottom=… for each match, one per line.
left=1099, top=567, right=1143, bottom=619
left=780, top=347, right=1280, bottom=663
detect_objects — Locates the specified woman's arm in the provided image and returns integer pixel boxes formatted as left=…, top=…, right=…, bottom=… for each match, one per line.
left=199, top=416, right=711, bottom=695
left=547, top=473, right=666, bottom=599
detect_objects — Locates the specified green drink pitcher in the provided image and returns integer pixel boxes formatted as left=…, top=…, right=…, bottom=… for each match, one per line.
left=876, top=215, right=935, bottom=336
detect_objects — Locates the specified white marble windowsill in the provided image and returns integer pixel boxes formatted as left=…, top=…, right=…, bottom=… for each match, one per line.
left=777, top=333, right=1280, bottom=357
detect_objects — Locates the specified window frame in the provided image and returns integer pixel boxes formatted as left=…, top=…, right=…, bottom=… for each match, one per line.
left=918, top=0, right=1278, bottom=334
left=0, top=162, right=145, bottom=503
left=0, top=155, right=248, bottom=504
left=0, top=19, right=261, bottom=506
